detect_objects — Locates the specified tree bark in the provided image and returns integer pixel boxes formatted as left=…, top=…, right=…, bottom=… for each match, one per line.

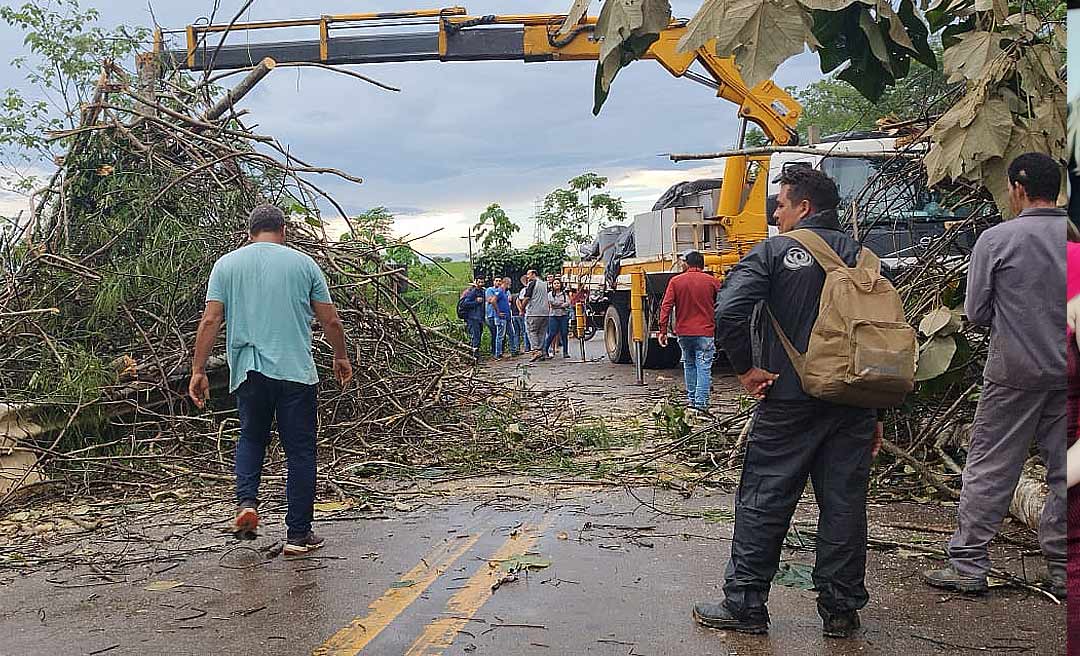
left=1009, top=462, right=1047, bottom=531
left=202, top=57, right=276, bottom=123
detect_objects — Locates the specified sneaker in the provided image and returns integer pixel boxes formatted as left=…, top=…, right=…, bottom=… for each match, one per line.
left=284, top=532, right=325, bottom=556
left=691, top=601, right=768, bottom=634
left=563, top=353, right=571, bottom=359
left=232, top=505, right=259, bottom=536
left=529, top=352, right=546, bottom=362
left=920, top=566, right=988, bottom=594
left=819, top=605, right=860, bottom=639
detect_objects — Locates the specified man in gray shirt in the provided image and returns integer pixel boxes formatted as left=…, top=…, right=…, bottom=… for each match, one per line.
left=523, top=269, right=551, bottom=361
left=922, top=153, right=1066, bottom=597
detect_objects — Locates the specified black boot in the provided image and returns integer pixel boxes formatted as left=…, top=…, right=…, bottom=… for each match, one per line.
left=920, top=566, right=988, bottom=595
left=818, top=603, right=860, bottom=639
left=1045, top=574, right=1066, bottom=599
left=692, top=601, right=769, bottom=634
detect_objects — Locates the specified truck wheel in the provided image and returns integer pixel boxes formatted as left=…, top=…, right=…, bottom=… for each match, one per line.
left=604, top=304, right=631, bottom=364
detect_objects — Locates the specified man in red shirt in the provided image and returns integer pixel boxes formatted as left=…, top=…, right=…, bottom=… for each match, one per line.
left=659, top=250, right=722, bottom=411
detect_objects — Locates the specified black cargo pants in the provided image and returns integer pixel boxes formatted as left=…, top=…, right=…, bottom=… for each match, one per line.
left=722, top=399, right=877, bottom=614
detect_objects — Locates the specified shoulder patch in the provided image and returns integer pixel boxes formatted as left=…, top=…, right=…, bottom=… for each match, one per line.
left=782, top=246, right=814, bottom=271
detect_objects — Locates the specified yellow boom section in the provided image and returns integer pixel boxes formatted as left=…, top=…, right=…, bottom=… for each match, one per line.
left=164, top=7, right=800, bottom=148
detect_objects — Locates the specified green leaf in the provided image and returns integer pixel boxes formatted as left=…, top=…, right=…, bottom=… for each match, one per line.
left=593, top=0, right=671, bottom=114
left=896, top=0, right=936, bottom=68
left=918, top=307, right=960, bottom=337
left=942, top=30, right=1001, bottom=83
left=837, top=46, right=892, bottom=102
left=858, top=9, right=893, bottom=72
left=773, top=562, right=815, bottom=589
left=915, top=335, right=957, bottom=382
left=696, top=0, right=820, bottom=89
left=502, top=554, right=553, bottom=573
left=872, top=0, right=915, bottom=53
left=390, top=579, right=417, bottom=589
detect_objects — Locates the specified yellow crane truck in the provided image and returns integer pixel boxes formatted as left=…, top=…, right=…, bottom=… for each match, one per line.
left=155, top=6, right=804, bottom=383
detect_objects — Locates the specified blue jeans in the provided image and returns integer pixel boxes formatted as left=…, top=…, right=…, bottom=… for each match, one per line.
left=235, top=371, right=318, bottom=540
left=493, top=317, right=508, bottom=357
left=465, top=318, right=484, bottom=350
left=678, top=336, right=715, bottom=409
left=512, top=315, right=529, bottom=351
left=505, top=315, right=520, bottom=354
left=544, top=315, right=570, bottom=355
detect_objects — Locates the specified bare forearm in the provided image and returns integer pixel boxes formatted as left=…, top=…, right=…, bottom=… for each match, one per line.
left=192, top=318, right=222, bottom=373
left=322, top=318, right=348, bottom=359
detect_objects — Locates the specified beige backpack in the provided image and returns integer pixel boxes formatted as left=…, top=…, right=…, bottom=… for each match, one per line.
left=768, top=229, right=916, bottom=408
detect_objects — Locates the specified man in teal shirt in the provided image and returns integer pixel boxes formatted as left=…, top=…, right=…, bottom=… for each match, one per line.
left=189, top=205, right=352, bottom=556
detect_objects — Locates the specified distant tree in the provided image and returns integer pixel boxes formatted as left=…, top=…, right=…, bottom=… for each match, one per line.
left=536, top=172, right=626, bottom=252
left=741, top=58, right=951, bottom=148
left=472, top=203, right=520, bottom=253
left=791, top=58, right=952, bottom=142
left=341, top=206, right=419, bottom=267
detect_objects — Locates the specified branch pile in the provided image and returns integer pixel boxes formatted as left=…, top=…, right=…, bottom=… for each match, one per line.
left=640, top=136, right=1050, bottom=525
left=0, top=58, right=568, bottom=506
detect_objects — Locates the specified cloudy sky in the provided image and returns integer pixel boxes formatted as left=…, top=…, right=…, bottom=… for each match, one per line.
left=0, top=0, right=824, bottom=254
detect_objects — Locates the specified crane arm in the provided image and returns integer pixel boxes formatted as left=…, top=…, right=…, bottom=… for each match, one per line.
left=158, top=7, right=800, bottom=146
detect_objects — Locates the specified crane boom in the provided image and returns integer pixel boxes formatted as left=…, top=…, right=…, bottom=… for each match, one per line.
left=157, top=7, right=801, bottom=147
left=154, top=6, right=810, bottom=383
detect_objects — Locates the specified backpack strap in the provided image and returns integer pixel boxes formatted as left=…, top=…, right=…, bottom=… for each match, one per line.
left=783, top=229, right=849, bottom=272
left=856, top=246, right=882, bottom=275
left=765, top=305, right=807, bottom=376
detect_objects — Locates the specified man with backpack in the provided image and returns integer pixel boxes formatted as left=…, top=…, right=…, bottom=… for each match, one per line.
left=921, top=152, right=1067, bottom=598
left=695, top=167, right=915, bottom=638
left=457, top=276, right=487, bottom=356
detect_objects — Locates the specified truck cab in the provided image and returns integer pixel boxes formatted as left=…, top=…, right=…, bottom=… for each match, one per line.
left=767, top=133, right=974, bottom=269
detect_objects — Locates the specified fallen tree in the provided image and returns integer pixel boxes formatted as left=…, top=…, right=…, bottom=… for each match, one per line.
left=0, top=51, right=584, bottom=507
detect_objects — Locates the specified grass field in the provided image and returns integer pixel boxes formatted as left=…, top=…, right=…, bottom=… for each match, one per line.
left=409, top=260, right=473, bottom=323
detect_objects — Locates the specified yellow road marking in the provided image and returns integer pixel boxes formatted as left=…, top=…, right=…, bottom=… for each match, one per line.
left=313, top=533, right=481, bottom=656
left=403, top=519, right=551, bottom=656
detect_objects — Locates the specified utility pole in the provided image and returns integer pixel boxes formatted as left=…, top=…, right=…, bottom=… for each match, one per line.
left=462, top=225, right=474, bottom=275
left=532, top=197, right=543, bottom=244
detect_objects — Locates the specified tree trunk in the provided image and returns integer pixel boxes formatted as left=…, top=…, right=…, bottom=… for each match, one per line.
left=1009, top=461, right=1047, bottom=531
left=202, top=57, right=276, bottom=123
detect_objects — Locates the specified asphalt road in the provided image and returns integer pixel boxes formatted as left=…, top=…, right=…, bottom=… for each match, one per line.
left=0, top=482, right=1064, bottom=655
left=0, top=337, right=1063, bottom=655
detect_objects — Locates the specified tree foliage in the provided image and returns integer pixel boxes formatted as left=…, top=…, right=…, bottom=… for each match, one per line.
left=472, top=242, right=568, bottom=284
left=340, top=207, right=420, bottom=267
left=472, top=203, right=520, bottom=253
left=536, top=172, right=626, bottom=251
left=0, top=0, right=148, bottom=192
left=578, top=0, right=1064, bottom=214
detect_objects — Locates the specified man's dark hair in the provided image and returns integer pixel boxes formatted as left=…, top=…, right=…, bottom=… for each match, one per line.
left=1007, top=152, right=1060, bottom=202
left=249, top=204, right=286, bottom=234
left=684, top=251, right=705, bottom=269
left=776, top=166, right=840, bottom=212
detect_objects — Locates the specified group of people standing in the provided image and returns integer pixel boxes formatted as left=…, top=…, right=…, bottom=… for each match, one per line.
left=459, top=269, right=579, bottom=361
left=183, top=151, right=1068, bottom=646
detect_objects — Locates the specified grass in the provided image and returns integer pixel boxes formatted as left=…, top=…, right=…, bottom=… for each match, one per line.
left=411, top=261, right=472, bottom=314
